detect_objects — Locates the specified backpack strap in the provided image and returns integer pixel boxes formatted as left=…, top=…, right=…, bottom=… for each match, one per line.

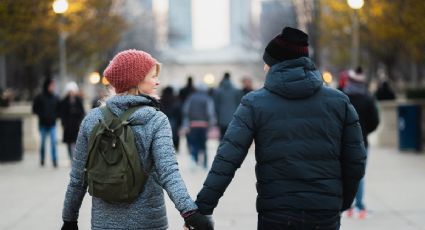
left=99, top=106, right=116, bottom=124
left=99, top=106, right=141, bottom=124
left=119, top=106, right=142, bottom=123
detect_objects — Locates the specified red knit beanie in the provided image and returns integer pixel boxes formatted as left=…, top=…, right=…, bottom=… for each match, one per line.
left=103, top=49, right=157, bottom=93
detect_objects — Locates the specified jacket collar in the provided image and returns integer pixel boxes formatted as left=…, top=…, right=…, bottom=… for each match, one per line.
left=264, top=57, right=323, bottom=99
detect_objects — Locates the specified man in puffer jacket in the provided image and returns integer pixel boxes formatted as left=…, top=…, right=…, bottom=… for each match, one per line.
left=195, top=27, right=366, bottom=230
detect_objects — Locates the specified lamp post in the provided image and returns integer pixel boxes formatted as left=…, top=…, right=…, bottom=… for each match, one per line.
left=53, top=0, right=69, bottom=90
left=347, top=0, right=363, bottom=67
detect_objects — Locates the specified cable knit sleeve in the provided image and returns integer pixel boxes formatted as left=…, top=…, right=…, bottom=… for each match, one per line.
left=62, top=109, right=99, bottom=221
left=151, top=113, right=198, bottom=213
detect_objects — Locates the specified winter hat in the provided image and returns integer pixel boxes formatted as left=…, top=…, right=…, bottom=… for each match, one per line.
left=42, top=77, right=55, bottom=93
left=64, top=81, right=79, bottom=94
left=348, top=66, right=366, bottom=82
left=263, top=27, right=309, bottom=66
left=103, top=49, right=157, bottom=93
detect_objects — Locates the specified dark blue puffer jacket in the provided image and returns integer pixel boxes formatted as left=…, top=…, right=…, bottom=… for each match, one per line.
left=196, top=57, right=366, bottom=215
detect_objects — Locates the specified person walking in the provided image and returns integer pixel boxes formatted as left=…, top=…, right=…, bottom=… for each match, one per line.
left=343, top=67, right=380, bottom=219
left=182, top=84, right=216, bottom=170
left=59, top=81, right=85, bottom=162
left=32, top=77, right=60, bottom=167
left=213, top=72, right=241, bottom=139
left=61, top=50, right=213, bottom=230
left=375, top=80, right=396, bottom=101
left=241, top=76, right=254, bottom=96
left=179, top=76, right=195, bottom=105
left=160, top=86, right=182, bottom=152
left=195, top=27, right=366, bottom=230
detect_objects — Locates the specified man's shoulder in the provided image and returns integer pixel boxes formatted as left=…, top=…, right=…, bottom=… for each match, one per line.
left=346, top=91, right=375, bottom=104
left=241, top=88, right=263, bottom=101
left=319, top=87, right=351, bottom=102
left=239, top=88, right=273, bottom=110
left=243, top=87, right=268, bottom=97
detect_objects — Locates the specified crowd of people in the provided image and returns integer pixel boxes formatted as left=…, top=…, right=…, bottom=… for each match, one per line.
left=30, top=71, right=253, bottom=171
left=32, top=78, right=85, bottom=167
left=24, top=26, right=394, bottom=230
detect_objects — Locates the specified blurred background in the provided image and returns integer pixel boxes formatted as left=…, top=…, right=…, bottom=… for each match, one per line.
left=0, top=0, right=425, bottom=229
left=0, top=0, right=423, bottom=99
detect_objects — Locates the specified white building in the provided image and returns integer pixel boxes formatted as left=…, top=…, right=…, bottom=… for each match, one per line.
left=118, top=0, right=297, bottom=89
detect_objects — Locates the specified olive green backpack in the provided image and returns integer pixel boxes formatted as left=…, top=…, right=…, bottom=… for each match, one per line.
left=85, top=106, right=149, bottom=203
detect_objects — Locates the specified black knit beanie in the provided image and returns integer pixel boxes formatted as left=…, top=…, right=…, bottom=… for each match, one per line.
left=263, top=27, right=309, bottom=66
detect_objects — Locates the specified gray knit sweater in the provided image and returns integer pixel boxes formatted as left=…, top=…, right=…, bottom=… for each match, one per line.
left=62, top=95, right=197, bottom=229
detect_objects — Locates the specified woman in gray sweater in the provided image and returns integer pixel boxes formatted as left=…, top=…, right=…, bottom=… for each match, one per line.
left=61, top=50, right=213, bottom=230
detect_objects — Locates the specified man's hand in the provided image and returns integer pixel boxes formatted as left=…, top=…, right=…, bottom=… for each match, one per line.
left=184, top=212, right=214, bottom=230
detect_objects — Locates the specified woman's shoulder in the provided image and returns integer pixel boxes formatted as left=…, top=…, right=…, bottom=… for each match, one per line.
left=130, top=106, right=167, bottom=126
left=79, top=108, right=103, bottom=133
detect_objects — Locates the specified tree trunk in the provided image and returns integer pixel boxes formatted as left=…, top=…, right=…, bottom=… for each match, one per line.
left=0, top=55, right=6, bottom=89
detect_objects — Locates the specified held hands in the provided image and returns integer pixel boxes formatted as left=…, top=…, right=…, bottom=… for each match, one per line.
left=184, top=212, right=214, bottom=230
left=61, top=221, right=78, bottom=230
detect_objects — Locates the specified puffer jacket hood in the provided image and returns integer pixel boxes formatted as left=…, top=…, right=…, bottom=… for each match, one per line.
left=264, top=57, right=323, bottom=99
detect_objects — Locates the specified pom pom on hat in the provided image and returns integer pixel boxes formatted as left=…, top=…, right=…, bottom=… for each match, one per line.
left=348, top=66, right=366, bottom=82
left=103, top=49, right=157, bottom=93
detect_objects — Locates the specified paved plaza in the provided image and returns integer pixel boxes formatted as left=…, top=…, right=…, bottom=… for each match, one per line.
left=1, top=137, right=425, bottom=230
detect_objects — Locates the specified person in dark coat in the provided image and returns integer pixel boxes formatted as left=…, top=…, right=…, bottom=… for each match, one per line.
left=179, top=76, right=195, bottom=104
left=32, top=78, right=61, bottom=167
left=160, top=86, right=182, bottom=152
left=343, top=67, right=379, bottom=219
left=241, top=76, right=254, bottom=96
left=195, top=27, right=366, bottom=230
left=375, top=80, right=396, bottom=101
left=213, top=72, right=241, bottom=139
left=59, top=82, right=85, bottom=161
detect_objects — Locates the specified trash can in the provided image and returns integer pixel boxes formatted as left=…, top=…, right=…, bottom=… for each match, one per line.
left=0, top=119, right=23, bottom=162
left=398, top=105, right=422, bottom=151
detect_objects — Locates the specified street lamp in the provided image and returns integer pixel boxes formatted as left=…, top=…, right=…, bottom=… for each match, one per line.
left=347, top=0, right=364, bottom=9
left=89, top=72, right=101, bottom=85
left=53, top=0, right=68, bottom=13
left=347, top=0, right=363, bottom=67
left=52, top=0, right=69, bottom=91
left=322, top=71, right=333, bottom=85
